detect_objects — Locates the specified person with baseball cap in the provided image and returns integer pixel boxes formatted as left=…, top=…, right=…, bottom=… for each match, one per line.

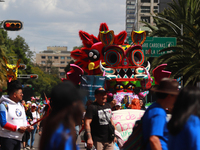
left=142, top=78, right=179, bottom=150
left=27, top=103, right=40, bottom=149
left=85, top=87, right=117, bottom=150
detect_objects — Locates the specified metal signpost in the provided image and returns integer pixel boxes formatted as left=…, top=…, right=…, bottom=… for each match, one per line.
left=127, top=37, right=177, bottom=57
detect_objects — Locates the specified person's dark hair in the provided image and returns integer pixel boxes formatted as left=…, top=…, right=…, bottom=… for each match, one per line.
left=39, top=81, right=84, bottom=150
left=155, top=92, right=168, bottom=99
left=168, top=86, right=200, bottom=135
left=7, top=80, right=22, bottom=95
left=140, top=99, right=146, bottom=110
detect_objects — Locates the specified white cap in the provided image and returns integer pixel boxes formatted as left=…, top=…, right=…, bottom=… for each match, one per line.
left=31, top=103, right=37, bottom=107
left=27, top=101, right=31, bottom=104
left=116, top=102, right=121, bottom=106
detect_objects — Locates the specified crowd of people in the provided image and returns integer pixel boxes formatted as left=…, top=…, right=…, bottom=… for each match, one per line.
left=0, top=80, right=49, bottom=150
left=0, top=78, right=200, bottom=150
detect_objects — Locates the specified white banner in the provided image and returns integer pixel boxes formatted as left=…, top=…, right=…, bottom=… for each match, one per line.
left=112, top=109, right=145, bottom=141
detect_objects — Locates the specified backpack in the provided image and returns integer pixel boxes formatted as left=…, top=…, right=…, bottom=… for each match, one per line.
left=121, top=118, right=145, bottom=150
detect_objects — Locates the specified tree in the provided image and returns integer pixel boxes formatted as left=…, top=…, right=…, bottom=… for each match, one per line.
left=142, top=0, right=200, bottom=86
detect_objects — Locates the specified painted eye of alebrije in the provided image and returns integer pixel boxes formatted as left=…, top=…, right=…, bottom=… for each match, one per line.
left=89, top=52, right=93, bottom=57
left=93, top=55, right=97, bottom=59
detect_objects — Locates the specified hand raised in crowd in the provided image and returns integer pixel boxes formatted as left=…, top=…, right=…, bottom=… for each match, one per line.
left=27, top=126, right=34, bottom=132
left=18, top=126, right=27, bottom=133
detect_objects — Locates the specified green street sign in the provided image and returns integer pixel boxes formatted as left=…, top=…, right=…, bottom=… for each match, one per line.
left=127, top=37, right=177, bottom=57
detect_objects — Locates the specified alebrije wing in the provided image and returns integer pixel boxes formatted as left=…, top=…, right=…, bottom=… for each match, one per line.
left=98, top=23, right=109, bottom=40
left=114, top=31, right=127, bottom=45
left=99, top=22, right=109, bottom=31
left=90, top=34, right=99, bottom=43
left=71, top=48, right=88, bottom=59
left=79, top=30, right=93, bottom=48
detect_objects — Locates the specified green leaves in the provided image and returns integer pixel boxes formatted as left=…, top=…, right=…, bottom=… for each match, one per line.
left=144, top=0, right=200, bottom=86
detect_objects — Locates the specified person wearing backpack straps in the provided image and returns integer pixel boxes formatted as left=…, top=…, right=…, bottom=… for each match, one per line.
left=0, top=80, right=34, bottom=150
left=142, top=78, right=179, bottom=150
left=85, top=87, right=117, bottom=150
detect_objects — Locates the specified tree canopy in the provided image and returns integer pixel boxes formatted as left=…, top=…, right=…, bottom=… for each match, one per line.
left=142, top=0, right=200, bottom=86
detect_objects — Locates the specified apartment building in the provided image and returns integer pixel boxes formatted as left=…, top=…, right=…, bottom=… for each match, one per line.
left=126, top=0, right=137, bottom=37
left=35, top=46, right=73, bottom=78
left=136, top=0, right=159, bottom=31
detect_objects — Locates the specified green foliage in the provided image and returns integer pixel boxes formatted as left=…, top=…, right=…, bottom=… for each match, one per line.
left=0, top=25, right=61, bottom=97
left=143, top=0, right=200, bottom=86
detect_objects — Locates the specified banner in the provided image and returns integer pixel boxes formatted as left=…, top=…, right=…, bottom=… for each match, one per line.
left=112, top=109, right=171, bottom=141
left=80, top=75, right=106, bottom=106
left=112, top=109, right=145, bottom=141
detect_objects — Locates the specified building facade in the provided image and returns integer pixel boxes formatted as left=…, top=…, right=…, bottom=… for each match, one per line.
left=126, top=0, right=137, bottom=37
left=158, top=0, right=175, bottom=12
left=35, top=46, right=73, bottom=78
left=126, top=0, right=159, bottom=36
left=136, top=0, right=159, bottom=31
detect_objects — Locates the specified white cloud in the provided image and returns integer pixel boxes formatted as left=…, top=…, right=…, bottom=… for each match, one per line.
left=0, top=0, right=126, bottom=59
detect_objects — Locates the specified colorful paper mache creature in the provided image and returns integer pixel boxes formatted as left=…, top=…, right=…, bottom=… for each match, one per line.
left=70, top=23, right=171, bottom=104
left=2, top=57, right=26, bottom=83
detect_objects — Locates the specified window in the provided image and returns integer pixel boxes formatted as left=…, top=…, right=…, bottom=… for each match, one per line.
left=60, top=61, right=65, bottom=64
left=154, top=0, right=158, bottom=2
left=60, top=67, right=65, bottom=69
left=127, top=5, right=135, bottom=9
left=127, top=10, right=135, bottom=14
left=126, top=28, right=133, bottom=32
left=141, top=0, right=150, bottom=2
left=41, top=56, right=46, bottom=59
left=60, top=56, right=65, bottom=59
left=60, top=72, right=65, bottom=76
left=127, top=14, right=135, bottom=19
left=54, top=56, right=58, bottom=59
left=127, top=1, right=135, bottom=5
left=41, top=61, right=45, bottom=64
left=67, top=56, right=71, bottom=59
left=126, top=24, right=133, bottom=28
left=48, top=56, right=52, bottom=59
left=141, top=16, right=150, bottom=23
left=154, top=6, right=158, bottom=13
left=127, top=19, right=135, bottom=23
left=141, top=6, right=150, bottom=13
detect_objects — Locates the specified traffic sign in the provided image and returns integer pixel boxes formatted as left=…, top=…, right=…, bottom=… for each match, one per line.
left=127, top=37, right=177, bottom=57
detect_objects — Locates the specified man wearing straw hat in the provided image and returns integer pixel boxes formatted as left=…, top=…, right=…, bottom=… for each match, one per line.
left=142, top=78, right=179, bottom=150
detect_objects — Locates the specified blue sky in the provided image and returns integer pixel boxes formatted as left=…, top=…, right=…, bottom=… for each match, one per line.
left=0, top=0, right=126, bottom=56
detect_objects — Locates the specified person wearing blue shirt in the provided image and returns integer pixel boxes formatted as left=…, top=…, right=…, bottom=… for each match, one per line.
left=142, top=78, right=179, bottom=150
left=39, top=81, right=85, bottom=150
left=168, top=86, right=200, bottom=150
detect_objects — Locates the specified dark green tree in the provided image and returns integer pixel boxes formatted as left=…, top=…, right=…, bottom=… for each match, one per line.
left=142, top=0, right=200, bottom=86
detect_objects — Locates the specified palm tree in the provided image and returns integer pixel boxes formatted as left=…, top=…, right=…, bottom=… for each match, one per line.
left=141, top=0, right=200, bottom=86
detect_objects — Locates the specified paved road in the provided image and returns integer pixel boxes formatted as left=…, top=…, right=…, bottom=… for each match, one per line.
left=22, top=132, right=85, bottom=150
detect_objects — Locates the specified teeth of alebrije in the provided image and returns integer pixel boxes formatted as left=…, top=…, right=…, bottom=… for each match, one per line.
left=131, top=68, right=135, bottom=72
left=124, top=74, right=128, bottom=78
left=116, top=69, right=120, bottom=73
left=131, top=74, right=135, bottom=78
left=117, top=74, right=121, bottom=78
left=123, top=68, right=128, bottom=72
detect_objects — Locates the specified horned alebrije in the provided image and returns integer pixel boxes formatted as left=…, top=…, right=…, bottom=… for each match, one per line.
left=3, top=57, right=21, bottom=82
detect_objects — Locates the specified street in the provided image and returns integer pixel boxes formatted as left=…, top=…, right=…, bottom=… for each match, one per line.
left=24, top=132, right=85, bottom=150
